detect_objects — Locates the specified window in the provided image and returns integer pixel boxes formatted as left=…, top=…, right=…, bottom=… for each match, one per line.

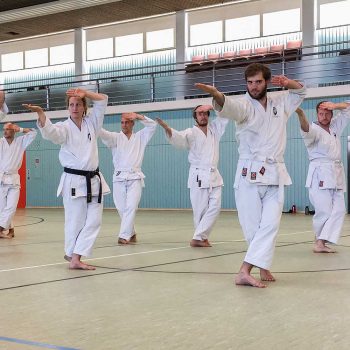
left=146, top=28, right=174, bottom=51
left=1, top=52, right=23, bottom=71
left=225, top=15, right=260, bottom=41
left=115, top=33, right=143, bottom=56
left=25, top=48, right=48, bottom=68
left=190, top=21, right=223, bottom=46
left=320, top=1, right=350, bottom=28
left=87, top=38, right=113, bottom=60
left=263, top=8, right=300, bottom=36
left=50, top=44, right=74, bottom=65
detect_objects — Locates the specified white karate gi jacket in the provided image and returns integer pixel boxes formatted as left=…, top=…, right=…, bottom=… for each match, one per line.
left=0, top=129, right=37, bottom=186
left=302, top=106, right=350, bottom=191
left=38, top=97, right=110, bottom=198
left=99, top=116, right=157, bottom=187
left=214, top=87, right=306, bottom=192
left=169, top=117, right=228, bottom=189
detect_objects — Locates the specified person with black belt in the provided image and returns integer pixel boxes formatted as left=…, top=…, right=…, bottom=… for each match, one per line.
left=23, top=88, right=109, bottom=270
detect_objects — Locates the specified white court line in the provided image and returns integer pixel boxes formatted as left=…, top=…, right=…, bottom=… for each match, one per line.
left=0, top=230, right=311, bottom=273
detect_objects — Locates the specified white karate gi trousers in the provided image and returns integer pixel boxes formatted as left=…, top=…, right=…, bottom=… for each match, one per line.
left=0, top=184, right=20, bottom=230
left=113, top=179, right=142, bottom=240
left=309, top=182, right=346, bottom=244
left=235, top=179, right=283, bottom=270
left=190, top=185, right=222, bottom=241
left=63, top=194, right=103, bottom=258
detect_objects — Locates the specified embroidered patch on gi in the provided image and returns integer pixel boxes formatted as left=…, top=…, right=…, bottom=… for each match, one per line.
left=273, top=106, right=278, bottom=116
left=259, top=166, right=265, bottom=175
left=319, top=181, right=324, bottom=187
left=71, top=188, right=76, bottom=196
left=116, top=171, right=121, bottom=176
left=242, top=167, right=247, bottom=177
left=251, top=172, right=257, bottom=180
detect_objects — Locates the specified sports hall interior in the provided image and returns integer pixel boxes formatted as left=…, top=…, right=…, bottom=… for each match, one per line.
left=1, top=0, right=350, bottom=349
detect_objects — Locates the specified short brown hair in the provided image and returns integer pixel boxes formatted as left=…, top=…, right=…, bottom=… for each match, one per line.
left=244, top=63, right=271, bottom=81
left=193, top=105, right=210, bottom=119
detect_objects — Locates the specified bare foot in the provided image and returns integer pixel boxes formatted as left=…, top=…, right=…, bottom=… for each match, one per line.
left=118, top=238, right=129, bottom=245
left=235, top=271, right=266, bottom=288
left=260, top=268, right=276, bottom=282
left=313, top=240, right=336, bottom=253
left=0, top=231, right=14, bottom=239
left=313, top=245, right=336, bottom=253
left=190, top=239, right=212, bottom=247
left=69, top=261, right=96, bottom=270
left=129, top=234, right=137, bottom=244
left=8, top=228, right=14, bottom=238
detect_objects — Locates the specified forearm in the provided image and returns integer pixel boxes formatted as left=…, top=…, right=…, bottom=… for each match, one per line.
left=286, top=79, right=303, bottom=90
left=85, top=90, right=107, bottom=101
left=296, top=109, right=309, bottom=132
left=37, top=110, right=47, bottom=127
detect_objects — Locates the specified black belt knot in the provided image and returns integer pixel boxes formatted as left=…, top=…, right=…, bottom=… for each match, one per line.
left=64, top=167, right=102, bottom=203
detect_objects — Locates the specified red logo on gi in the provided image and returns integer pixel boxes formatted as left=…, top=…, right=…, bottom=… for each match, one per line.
left=319, top=181, right=324, bottom=187
left=251, top=172, right=256, bottom=180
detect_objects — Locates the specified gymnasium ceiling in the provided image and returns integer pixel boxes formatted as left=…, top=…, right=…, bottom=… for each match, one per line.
left=0, top=0, right=254, bottom=41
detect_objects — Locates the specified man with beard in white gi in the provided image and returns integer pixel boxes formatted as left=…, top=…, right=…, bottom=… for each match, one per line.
left=196, top=63, right=306, bottom=287
left=156, top=105, right=228, bottom=247
left=23, top=88, right=109, bottom=270
left=99, top=112, right=157, bottom=244
left=0, top=123, right=36, bottom=239
left=296, top=101, right=350, bottom=253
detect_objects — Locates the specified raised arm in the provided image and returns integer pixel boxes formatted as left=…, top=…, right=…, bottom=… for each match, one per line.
left=195, top=83, right=225, bottom=108
left=156, top=117, right=172, bottom=138
left=23, top=103, right=67, bottom=145
left=270, top=75, right=303, bottom=90
left=319, top=101, right=350, bottom=133
left=66, top=88, right=106, bottom=102
left=22, top=104, right=47, bottom=127
left=295, top=107, right=310, bottom=132
left=11, top=124, right=37, bottom=149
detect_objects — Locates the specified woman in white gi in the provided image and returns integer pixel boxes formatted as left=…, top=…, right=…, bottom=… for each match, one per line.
left=23, top=88, right=109, bottom=270
left=196, top=63, right=306, bottom=287
left=99, top=113, right=157, bottom=244
left=157, top=105, right=228, bottom=247
left=0, top=123, right=37, bottom=239
left=296, top=101, right=350, bottom=253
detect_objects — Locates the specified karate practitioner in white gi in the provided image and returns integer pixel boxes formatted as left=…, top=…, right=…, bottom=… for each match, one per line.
left=196, top=63, right=306, bottom=287
left=99, top=112, right=157, bottom=244
left=0, top=123, right=37, bottom=239
left=156, top=105, right=228, bottom=247
left=23, top=88, right=109, bottom=270
left=296, top=101, right=350, bottom=253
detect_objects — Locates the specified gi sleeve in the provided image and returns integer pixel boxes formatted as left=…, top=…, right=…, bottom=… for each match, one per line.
left=284, top=83, right=307, bottom=117
left=209, top=116, right=229, bottom=138
left=213, top=95, right=251, bottom=124
left=139, top=116, right=157, bottom=146
left=168, top=128, right=192, bottom=150
left=37, top=117, right=68, bottom=145
left=0, top=102, right=9, bottom=121
left=300, top=123, right=319, bottom=147
left=87, top=95, right=108, bottom=133
left=330, top=103, right=350, bottom=135
left=99, top=128, right=118, bottom=148
left=20, top=129, right=37, bottom=149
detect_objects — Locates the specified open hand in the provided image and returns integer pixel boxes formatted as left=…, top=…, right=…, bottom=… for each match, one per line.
left=22, top=104, right=44, bottom=113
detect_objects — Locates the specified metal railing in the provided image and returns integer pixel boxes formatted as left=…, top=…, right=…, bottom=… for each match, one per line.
left=3, top=40, right=350, bottom=114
